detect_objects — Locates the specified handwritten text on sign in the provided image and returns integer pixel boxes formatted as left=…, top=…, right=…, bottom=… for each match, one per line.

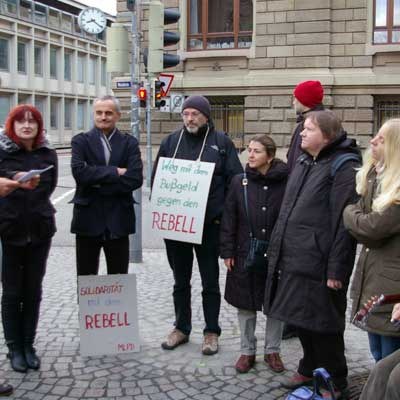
left=151, top=157, right=215, bottom=244
left=78, top=274, right=139, bottom=356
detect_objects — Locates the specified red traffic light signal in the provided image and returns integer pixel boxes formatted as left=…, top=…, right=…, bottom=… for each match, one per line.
left=137, top=87, right=147, bottom=107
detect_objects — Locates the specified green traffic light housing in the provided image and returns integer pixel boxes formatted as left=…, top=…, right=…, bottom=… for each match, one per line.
left=146, top=2, right=181, bottom=73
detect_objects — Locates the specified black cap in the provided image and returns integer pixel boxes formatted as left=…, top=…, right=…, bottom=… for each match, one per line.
left=182, top=95, right=211, bottom=119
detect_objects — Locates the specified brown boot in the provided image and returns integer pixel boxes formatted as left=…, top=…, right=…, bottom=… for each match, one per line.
left=161, top=329, right=189, bottom=350
left=202, top=333, right=218, bottom=355
left=264, top=352, right=285, bottom=373
left=235, top=354, right=256, bottom=373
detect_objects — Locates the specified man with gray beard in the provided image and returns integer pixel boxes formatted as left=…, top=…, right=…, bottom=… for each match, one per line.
left=152, top=96, right=243, bottom=355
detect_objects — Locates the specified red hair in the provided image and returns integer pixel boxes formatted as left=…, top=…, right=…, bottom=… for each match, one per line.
left=4, top=104, right=45, bottom=149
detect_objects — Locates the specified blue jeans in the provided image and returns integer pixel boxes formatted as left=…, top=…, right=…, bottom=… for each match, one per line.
left=368, top=332, right=400, bottom=362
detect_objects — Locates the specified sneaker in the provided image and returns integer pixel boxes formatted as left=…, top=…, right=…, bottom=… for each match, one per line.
left=235, top=354, right=256, bottom=373
left=161, top=329, right=189, bottom=350
left=282, top=372, right=313, bottom=389
left=202, top=333, right=218, bottom=355
left=264, top=352, right=285, bottom=373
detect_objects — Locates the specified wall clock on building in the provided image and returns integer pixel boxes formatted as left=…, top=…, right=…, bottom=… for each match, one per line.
left=78, top=7, right=107, bottom=35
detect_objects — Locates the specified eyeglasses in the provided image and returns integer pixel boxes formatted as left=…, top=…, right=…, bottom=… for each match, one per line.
left=181, top=111, right=201, bottom=118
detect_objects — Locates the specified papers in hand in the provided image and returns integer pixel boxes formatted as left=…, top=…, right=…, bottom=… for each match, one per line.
left=17, top=165, right=54, bottom=183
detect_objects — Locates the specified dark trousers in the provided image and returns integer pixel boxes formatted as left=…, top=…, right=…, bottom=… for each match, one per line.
left=1, top=240, right=51, bottom=345
left=76, top=235, right=129, bottom=276
left=297, top=327, right=348, bottom=390
left=164, top=223, right=221, bottom=336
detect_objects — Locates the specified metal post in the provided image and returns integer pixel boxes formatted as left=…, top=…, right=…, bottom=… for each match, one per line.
left=129, top=0, right=143, bottom=263
left=146, top=78, right=152, bottom=187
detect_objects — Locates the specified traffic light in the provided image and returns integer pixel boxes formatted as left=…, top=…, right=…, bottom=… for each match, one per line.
left=137, top=87, right=147, bottom=108
left=146, top=1, right=180, bottom=73
left=151, top=79, right=166, bottom=109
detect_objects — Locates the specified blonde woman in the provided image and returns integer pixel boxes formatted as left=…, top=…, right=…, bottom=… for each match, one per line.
left=343, top=118, right=400, bottom=362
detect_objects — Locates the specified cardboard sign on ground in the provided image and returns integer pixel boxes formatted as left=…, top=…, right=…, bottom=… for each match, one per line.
left=78, top=274, right=140, bottom=356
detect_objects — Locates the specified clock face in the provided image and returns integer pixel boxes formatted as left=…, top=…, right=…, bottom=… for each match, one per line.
left=78, top=7, right=107, bottom=35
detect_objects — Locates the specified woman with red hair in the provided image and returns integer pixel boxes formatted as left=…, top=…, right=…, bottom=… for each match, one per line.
left=0, top=104, right=57, bottom=373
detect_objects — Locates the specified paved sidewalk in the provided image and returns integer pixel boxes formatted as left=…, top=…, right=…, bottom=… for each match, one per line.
left=0, top=246, right=373, bottom=400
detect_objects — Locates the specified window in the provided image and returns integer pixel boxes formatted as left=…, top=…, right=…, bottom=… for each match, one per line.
left=0, top=38, right=9, bottom=71
left=20, top=0, right=32, bottom=20
left=17, top=41, right=27, bottom=73
left=77, top=101, right=85, bottom=130
left=2, top=0, right=17, bottom=15
left=210, top=96, right=245, bottom=149
left=188, top=0, right=253, bottom=50
left=101, top=59, right=107, bottom=86
left=0, top=96, right=11, bottom=126
left=35, top=96, right=45, bottom=117
left=34, top=45, right=43, bottom=75
left=375, top=99, right=400, bottom=128
left=48, top=8, right=60, bottom=29
left=61, top=13, right=73, bottom=32
left=64, top=50, right=72, bottom=81
left=50, top=98, right=58, bottom=129
left=374, top=0, right=400, bottom=43
left=34, top=3, right=47, bottom=25
left=64, top=99, right=72, bottom=129
left=77, top=54, right=85, bottom=83
left=89, top=57, right=96, bottom=85
left=50, top=47, right=57, bottom=79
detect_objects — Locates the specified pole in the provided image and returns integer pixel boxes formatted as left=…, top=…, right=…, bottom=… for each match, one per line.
left=129, top=0, right=142, bottom=263
left=146, top=78, right=152, bottom=187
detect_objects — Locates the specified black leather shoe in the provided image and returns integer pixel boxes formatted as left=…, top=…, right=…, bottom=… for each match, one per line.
left=0, top=383, right=13, bottom=397
left=7, top=349, right=27, bottom=373
left=24, top=345, right=40, bottom=370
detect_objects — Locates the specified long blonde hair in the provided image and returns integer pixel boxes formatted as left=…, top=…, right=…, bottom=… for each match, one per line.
left=356, top=118, right=400, bottom=212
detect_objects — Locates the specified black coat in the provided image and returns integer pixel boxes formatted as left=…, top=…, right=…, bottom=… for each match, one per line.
left=0, top=132, right=58, bottom=246
left=152, top=123, right=243, bottom=224
left=220, top=160, right=288, bottom=311
left=264, top=133, right=359, bottom=333
left=70, top=127, right=143, bottom=237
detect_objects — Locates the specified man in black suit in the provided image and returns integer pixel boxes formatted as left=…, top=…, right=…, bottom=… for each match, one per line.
left=70, top=95, right=143, bottom=276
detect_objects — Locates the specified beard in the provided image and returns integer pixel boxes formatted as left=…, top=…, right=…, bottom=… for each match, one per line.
left=185, top=125, right=200, bottom=134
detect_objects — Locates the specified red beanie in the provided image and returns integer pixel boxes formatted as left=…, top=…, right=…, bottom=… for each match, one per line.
left=293, top=80, right=324, bottom=109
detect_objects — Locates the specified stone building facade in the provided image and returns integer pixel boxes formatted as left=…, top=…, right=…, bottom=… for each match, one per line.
left=115, top=0, right=400, bottom=152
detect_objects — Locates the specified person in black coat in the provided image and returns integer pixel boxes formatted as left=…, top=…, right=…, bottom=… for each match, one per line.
left=264, top=110, right=360, bottom=397
left=152, top=96, right=243, bottom=356
left=0, top=176, right=40, bottom=396
left=0, top=104, right=58, bottom=374
left=220, top=135, right=288, bottom=374
left=283, top=80, right=325, bottom=341
left=70, top=95, right=143, bottom=276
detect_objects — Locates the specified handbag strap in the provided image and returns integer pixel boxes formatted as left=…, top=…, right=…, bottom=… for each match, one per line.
left=242, top=173, right=255, bottom=238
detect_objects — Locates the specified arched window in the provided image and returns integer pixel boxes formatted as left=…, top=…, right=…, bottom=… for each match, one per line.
left=187, top=0, right=253, bottom=50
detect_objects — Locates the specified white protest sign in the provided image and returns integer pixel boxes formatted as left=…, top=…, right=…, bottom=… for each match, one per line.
left=150, top=157, right=215, bottom=244
left=78, top=274, right=140, bottom=356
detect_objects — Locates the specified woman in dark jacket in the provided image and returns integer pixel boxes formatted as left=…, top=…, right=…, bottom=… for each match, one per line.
left=0, top=104, right=58, bottom=373
left=264, top=111, right=360, bottom=397
left=220, top=135, right=288, bottom=373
